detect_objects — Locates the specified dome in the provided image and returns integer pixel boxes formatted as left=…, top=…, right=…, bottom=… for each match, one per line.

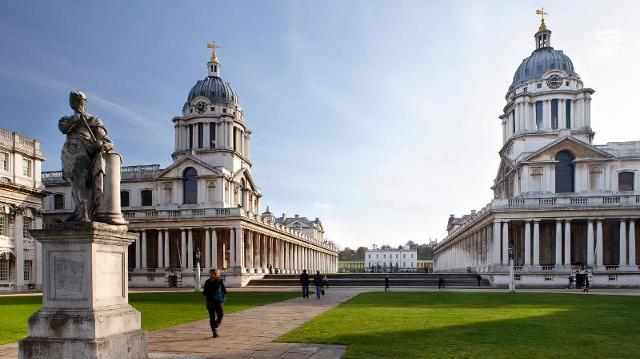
left=510, top=47, right=577, bottom=89
left=186, top=76, right=239, bottom=106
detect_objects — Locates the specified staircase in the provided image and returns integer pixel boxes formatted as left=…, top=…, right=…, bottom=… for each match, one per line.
left=246, top=273, right=491, bottom=288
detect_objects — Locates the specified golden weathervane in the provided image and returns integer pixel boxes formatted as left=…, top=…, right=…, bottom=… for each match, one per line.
left=536, top=7, right=549, bottom=31
left=207, top=41, right=220, bottom=62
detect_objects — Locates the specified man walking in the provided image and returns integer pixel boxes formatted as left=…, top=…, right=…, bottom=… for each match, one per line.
left=384, top=276, right=390, bottom=292
left=314, top=271, right=324, bottom=299
left=300, top=270, right=310, bottom=299
left=476, top=274, right=482, bottom=287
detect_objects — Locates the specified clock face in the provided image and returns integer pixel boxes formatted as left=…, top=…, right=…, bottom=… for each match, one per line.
left=195, top=101, right=207, bottom=114
left=546, top=75, right=562, bottom=89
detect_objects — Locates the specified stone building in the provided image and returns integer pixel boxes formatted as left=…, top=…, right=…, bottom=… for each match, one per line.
left=0, top=129, right=46, bottom=290
left=365, top=246, right=417, bottom=272
left=42, top=45, right=338, bottom=287
left=433, top=18, right=640, bottom=287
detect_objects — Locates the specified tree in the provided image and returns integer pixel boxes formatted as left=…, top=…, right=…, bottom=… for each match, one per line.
left=355, top=247, right=367, bottom=260
left=380, top=244, right=391, bottom=249
left=338, top=247, right=356, bottom=261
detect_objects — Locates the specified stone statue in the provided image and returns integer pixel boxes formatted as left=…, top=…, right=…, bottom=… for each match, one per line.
left=59, top=91, right=126, bottom=224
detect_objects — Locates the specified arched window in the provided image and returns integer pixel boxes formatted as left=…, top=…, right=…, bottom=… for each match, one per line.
left=555, top=150, right=575, bottom=193
left=183, top=167, right=198, bottom=204
left=120, top=191, right=130, bottom=207
left=140, top=189, right=153, bottom=206
left=618, top=171, right=635, bottom=192
left=53, top=193, right=65, bottom=210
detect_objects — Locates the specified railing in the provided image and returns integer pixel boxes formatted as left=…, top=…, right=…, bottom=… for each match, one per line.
left=41, top=171, right=66, bottom=184
left=121, top=164, right=162, bottom=180
left=514, top=266, right=523, bottom=272
left=541, top=265, right=555, bottom=271
left=605, top=265, right=619, bottom=272
left=494, top=194, right=640, bottom=209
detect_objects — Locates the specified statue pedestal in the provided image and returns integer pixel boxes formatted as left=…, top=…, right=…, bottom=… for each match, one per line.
left=19, top=222, right=147, bottom=359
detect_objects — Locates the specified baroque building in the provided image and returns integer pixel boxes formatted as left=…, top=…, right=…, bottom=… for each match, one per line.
left=0, top=129, right=46, bottom=290
left=433, top=17, right=640, bottom=287
left=42, top=44, right=338, bottom=287
left=365, top=245, right=417, bottom=272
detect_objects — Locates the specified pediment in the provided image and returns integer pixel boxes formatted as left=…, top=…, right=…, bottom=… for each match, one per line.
left=523, top=136, right=614, bottom=163
left=158, top=155, right=224, bottom=179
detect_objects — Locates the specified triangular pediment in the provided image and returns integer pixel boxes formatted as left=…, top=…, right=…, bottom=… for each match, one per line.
left=158, top=155, right=224, bottom=179
left=523, top=136, right=614, bottom=163
left=232, top=168, right=261, bottom=195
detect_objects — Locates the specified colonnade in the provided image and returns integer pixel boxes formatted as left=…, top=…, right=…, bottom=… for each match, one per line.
left=131, top=226, right=338, bottom=274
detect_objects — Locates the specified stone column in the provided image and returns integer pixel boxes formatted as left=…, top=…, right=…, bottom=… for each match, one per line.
left=254, top=232, right=261, bottom=272
left=135, top=232, right=141, bottom=270
left=492, top=220, right=501, bottom=269
left=164, top=230, right=170, bottom=269
left=587, top=220, right=595, bottom=267
left=555, top=220, right=562, bottom=267
left=269, top=237, right=274, bottom=270
left=35, top=215, right=43, bottom=287
left=533, top=220, right=540, bottom=267
left=14, top=211, right=24, bottom=288
left=596, top=220, right=604, bottom=268
left=229, top=228, right=236, bottom=267
left=630, top=220, right=637, bottom=267
left=502, top=221, right=509, bottom=266
left=261, top=234, right=267, bottom=271
left=187, top=229, right=193, bottom=270
left=236, top=228, right=244, bottom=271
left=211, top=229, right=218, bottom=269
left=205, top=229, right=211, bottom=269
left=180, top=229, right=187, bottom=269
left=620, top=219, right=627, bottom=266
left=564, top=220, right=571, bottom=268
left=157, top=230, right=163, bottom=269
left=141, top=230, right=147, bottom=269
left=524, top=221, right=531, bottom=266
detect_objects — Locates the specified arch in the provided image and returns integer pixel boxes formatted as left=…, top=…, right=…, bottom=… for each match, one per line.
left=183, top=167, right=198, bottom=204
left=555, top=150, right=575, bottom=193
left=618, top=171, right=635, bottom=192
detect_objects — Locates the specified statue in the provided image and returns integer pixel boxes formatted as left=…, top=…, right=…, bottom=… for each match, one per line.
left=59, top=91, right=126, bottom=224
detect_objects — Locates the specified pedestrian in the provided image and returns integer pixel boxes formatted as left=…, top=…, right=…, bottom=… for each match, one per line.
left=202, top=269, right=226, bottom=338
left=314, top=271, right=324, bottom=299
left=438, top=277, right=445, bottom=289
left=384, top=276, right=390, bottom=292
left=583, top=275, right=589, bottom=293
left=299, top=269, right=310, bottom=299
left=323, top=274, right=329, bottom=288
left=476, top=274, right=482, bottom=287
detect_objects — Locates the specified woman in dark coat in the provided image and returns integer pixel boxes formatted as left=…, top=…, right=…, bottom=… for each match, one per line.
left=202, top=269, right=227, bottom=337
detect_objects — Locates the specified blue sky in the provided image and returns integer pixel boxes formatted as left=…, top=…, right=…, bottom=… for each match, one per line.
left=2, top=1, right=639, bottom=249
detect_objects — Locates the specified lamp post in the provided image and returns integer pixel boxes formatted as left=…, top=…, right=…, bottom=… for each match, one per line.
left=508, top=243, right=515, bottom=293
left=195, top=247, right=201, bottom=292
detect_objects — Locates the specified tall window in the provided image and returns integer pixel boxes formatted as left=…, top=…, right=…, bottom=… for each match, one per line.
left=511, top=109, right=516, bottom=134
left=555, top=150, right=575, bottom=193
left=22, top=159, right=32, bottom=177
left=0, top=152, right=8, bottom=171
left=188, top=125, right=193, bottom=150
left=618, top=171, right=635, bottom=192
left=120, top=191, right=130, bottom=207
left=565, top=99, right=572, bottom=128
left=209, top=123, right=216, bottom=149
left=0, top=214, right=8, bottom=236
left=535, top=101, right=543, bottom=130
left=140, top=189, right=153, bottom=206
left=22, top=217, right=32, bottom=238
left=551, top=99, right=558, bottom=129
left=53, top=193, right=65, bottom=210
left=0, top=257, right=9, bottom=281
left=233, top=128, right=237, bottom=151
left=24, top=260, right=32, bottom=282
left=183, top=167, right=198, bottom=204
left=197, top=122, right=203, bottom=148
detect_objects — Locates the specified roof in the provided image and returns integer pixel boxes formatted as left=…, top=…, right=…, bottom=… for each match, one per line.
left=186, top=76, right=239, bottom=107
left=510, top=47, right=577, bottom=89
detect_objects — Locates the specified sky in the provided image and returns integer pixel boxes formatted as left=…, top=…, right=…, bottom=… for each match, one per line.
left=1, top=0, right=639, bottom=250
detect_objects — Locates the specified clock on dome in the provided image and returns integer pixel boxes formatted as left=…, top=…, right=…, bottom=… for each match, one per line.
left=195, top=101, right=207, bottom=114
left=546, top=74, right=562, bottom=89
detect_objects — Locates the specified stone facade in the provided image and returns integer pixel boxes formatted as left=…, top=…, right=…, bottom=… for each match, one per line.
left=42, top=45, right=338, bottom=287
left=0, top=129, right=46, bottom=290
left=365, top=246, right=417, bottom=272
left=433, top=19, right=640, bottom=287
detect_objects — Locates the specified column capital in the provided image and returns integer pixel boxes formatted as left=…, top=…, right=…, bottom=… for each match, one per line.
left=533, top=219, right=541, bottom=223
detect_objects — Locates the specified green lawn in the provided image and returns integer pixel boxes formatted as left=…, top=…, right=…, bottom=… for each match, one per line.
left=0, top=291, right=297, bottom=345
left=278, top=292, right=640, bottom=359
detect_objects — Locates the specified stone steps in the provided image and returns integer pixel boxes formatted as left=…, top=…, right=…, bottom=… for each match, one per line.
left=247, top=273, right=491, bottom=287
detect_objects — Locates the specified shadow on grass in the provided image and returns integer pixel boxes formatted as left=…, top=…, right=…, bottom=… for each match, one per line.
left=279, top=292, right=640, bottom=359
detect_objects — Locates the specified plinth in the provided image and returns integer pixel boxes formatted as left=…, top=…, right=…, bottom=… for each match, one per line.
left=19, top=222, right=148, bottom=359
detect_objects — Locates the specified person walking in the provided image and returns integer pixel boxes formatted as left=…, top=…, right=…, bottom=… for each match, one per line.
left=202, top=269, right=226, bottom=338
left=384, top=276, right=390, bottom=292
left=438, top=277, right=445, bottom=289
left=583, top=274, right=590, bottom=293
left=476, top=274, right=482, bottom=287
left=314, top=271, right=324, bottom=299
left=300, top=270, right=310, bottom=299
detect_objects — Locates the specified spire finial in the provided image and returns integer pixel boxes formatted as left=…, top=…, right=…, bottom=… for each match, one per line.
left=536, top=7, right=549, bottom=31
left=207, top=41, right=220, bottom=63
left=206, top=41, right=221, bottom=76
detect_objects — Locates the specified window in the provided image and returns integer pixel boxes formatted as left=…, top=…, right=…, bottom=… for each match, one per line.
left=140, top=189, right=153, bottom=206
left=239, top=179, right=245, bottom=207
left=120, top=191, right=130, bottom=207
left=188, top=125, right=193, bottom=149
left=511, top=109, right=516, bottom=134
left=535, top=101, right=543, bottom=130
left=0, top=152, right=7, bottom=171
left=197, top=122, right=203, bottom=148
left=183, top=167, right=198, bottom=204
left=565, top=100, right=572, bottom=128
left=24, top=260, right=32, bottom=281
left=618, top=172, right=635, bottom=192
left=0, top=214, right=8, bottom=236
left=22, top=159, right=32, bottom=177
left=53, top=193, right=64, bottom=210
left=22, top=217, right=32, bottom=238
left=551, top=99, right=558, bottom=129
left=536, top=83, right=542, bottom=89
left=233, top=128, right=237, bottom=151
left=0, top=258, right=9, bottom=281
left=555, top=150, right=575, bottom=193
left=209, top=123, right=216, bottom=149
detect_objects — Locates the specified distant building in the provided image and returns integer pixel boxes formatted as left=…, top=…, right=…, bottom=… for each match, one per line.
left=365, top=245, right=417, bottom=272
left=338, top=260, right=365, bottom=273
left=0, top=129, right=46, bottom=290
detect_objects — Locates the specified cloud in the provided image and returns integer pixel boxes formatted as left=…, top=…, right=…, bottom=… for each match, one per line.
left=313, top=203, right=333, bottom=210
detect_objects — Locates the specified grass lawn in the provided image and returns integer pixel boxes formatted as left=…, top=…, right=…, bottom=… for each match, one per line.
left=0, top=291, right=297, bottom=345
left=278, top=292, right=640, bottom=359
